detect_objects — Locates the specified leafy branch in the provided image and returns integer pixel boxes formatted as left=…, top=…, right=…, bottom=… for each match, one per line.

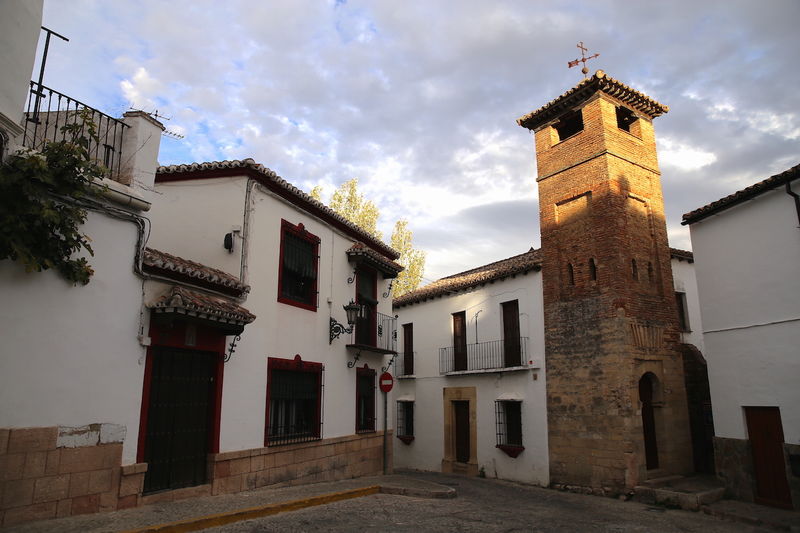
left=0, top=111, right=108, bottom=285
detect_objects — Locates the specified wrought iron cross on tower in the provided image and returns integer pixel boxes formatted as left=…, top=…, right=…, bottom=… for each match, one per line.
left=568, top=41, right=599, bottom=78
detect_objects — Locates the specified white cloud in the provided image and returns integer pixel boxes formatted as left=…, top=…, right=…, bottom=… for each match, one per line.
left=119, top=67, right=164, bottom=110
left=658, top=137, right=717, bottom=171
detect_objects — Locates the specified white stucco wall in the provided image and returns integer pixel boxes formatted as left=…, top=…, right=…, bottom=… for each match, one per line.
left=689, top=186, right=800, bottom=443
left=392, top=272, right=549, bottom=485
left=0, top=211, right=147, bottom=464
left=670, top=257, right=704, bottom=351
left=149, top=175, right=395, bottom=453
left=0, top=0, right=42, bottom=144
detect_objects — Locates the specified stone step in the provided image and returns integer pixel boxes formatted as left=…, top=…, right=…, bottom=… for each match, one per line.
left=633, top=480, right=725, bottom=511
left=641, top=474, right=685, bottom=487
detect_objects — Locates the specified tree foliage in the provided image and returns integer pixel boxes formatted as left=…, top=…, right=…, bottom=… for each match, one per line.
left=311, top=178, right=426, bottom=297
left=0, top=113, right=105, bottom=285
left=390, top=219, right=426, bottom=298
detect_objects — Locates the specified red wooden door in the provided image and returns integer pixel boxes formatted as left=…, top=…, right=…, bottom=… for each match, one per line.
left=502, top=300, right=521, bottom=367
left=403, top=323, right=414, bottom=375
left=453, top=312, right=467, bottom=371
left=745, top=407, right=793, bottom=509
left=454, top=401, right=470, bottom=463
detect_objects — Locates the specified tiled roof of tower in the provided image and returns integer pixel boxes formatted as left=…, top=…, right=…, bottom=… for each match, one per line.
left=517, top=70, right=669, bottom=131
left=156, top=159, right=399, bottom=260
left=393, top=248, right=542, bottom=308
left=682, top=163, right=800, bottom=225
left=669, top=248, right=694, bottom=263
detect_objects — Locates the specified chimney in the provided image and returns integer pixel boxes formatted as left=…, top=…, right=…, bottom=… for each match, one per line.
left=119, top=110, right=165, bottom=196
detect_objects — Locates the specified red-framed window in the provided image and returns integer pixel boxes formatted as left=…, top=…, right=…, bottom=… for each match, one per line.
left=277, top=220, right=320, bottom=311
left=356, top=366, right=376, bottom=433
left=401, top=323, right=414, bottom=376
left=265, top=355, right=323, bottom=446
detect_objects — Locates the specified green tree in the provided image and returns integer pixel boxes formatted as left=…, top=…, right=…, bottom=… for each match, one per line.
left=311, top=178, right=426, bottom=296
left=0, top=112, right=105, bottom=285
left=390, top=219, right=426, bottom=297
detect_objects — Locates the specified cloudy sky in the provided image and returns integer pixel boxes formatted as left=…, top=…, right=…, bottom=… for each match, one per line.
left=36, top=0, right=799, bottom=281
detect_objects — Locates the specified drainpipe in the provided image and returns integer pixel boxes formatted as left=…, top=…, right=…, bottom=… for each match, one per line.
left=786, top=180, right=800, bottom=227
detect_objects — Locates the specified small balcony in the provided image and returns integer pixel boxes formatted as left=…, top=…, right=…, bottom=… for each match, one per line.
left=347, top=311, right=397, bottom=355
left=22, top=82, right=128, bottom=181
left=393, top=351, right=416, bottom=377
left=439, top=337, right=530, bottom=374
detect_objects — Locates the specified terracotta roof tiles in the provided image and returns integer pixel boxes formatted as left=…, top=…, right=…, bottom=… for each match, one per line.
left=149, top=285, right=255, bottom=326
left=682, top=164, right=800, bottom=225
left=517, top=70, right=669, bottom=131
left=143, top=248, right=249, bottom=297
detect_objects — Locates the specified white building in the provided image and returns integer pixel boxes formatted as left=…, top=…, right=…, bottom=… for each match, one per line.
left=145, top=159, right=402, bottom=494
left=392, top=247, right=704, bottom=486
left=683, top=164, right=800, bottom=510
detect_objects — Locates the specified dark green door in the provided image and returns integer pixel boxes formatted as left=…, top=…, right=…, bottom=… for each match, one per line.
left=143, top=348, right=215, bottom=493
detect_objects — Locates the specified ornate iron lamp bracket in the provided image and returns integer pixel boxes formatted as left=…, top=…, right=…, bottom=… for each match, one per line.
left=329, top=317, right=353, bottom=345
left=382, top=352, right=399, bottom=373
left=347, top=267, right=357, bottom=284
left=382, top=279, right=395, bottom=299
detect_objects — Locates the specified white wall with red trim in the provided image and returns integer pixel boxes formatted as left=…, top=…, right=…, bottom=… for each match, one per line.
left=146, top=174, right=396, bottom=453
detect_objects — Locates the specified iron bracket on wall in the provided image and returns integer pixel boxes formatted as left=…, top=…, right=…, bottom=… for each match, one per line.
left=382, top=352, right=399, bottom=373
left=347, top=267, right=357, bottom=284
left=347, top=349, right=362, bottom=369
left=224, top=334, right=241, bottom=363
left=382, top=279, right=395, bottom=299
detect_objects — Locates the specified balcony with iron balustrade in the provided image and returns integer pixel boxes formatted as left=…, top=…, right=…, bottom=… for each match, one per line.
left=439, top=337, right=531, bottom=375
left=22, top=81, right=129, bottom=181
left=346, top=311, right=397, bottom=355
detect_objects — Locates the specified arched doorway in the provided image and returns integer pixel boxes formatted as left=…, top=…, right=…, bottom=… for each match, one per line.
left=639, top=373, right=659, bottom=470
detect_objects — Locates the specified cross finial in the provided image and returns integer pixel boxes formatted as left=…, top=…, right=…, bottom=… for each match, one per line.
left=568, top=41, right=600, bottom=79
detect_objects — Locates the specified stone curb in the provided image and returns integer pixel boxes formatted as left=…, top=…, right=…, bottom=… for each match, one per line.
left=118, top=482, right=456, bottom=533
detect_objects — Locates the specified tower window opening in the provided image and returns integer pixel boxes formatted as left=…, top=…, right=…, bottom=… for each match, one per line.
left=631, top=259, right=639, bottom=280
left=554, top=109, right=584, bottom=142
left=567, top=263, right=575, bottom=286
left=589, top=258, right=597, bottom=281
left=616, top=106, right=638, bottom=133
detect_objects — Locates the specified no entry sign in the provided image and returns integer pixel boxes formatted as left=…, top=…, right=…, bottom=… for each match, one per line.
left=379, top=371, right=394, bottom=393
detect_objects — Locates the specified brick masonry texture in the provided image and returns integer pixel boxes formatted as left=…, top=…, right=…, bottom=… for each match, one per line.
left=529, top=90, right=693, bottom=492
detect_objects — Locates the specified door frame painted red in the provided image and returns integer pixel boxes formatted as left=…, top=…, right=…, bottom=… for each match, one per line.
left=137, top=317, right=226, bottom=463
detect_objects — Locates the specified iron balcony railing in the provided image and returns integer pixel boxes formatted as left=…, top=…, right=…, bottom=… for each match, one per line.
left=393, top=351, right=416, bottom=377
left=439, top=337, right=529, bottom=374
left=349, top=311, right=397, bottom=353
left=23, top=81, right=128, bottom=179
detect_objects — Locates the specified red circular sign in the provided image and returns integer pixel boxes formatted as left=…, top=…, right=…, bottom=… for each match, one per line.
left=379, top=372, right=394, bottom=393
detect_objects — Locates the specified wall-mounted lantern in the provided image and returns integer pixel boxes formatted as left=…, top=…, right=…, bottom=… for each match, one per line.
left=329, top=300, right=362, bottom=344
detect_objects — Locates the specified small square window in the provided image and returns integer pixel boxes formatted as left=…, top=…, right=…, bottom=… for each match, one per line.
left=616, top=106, right=638, bottom=133
left=553, top=109, right=584, bottom=142
left=278, top=220, right=320, bottom=311
left=495, top=400, right=524, bottom=457
left=396, top=401, right=414, bottom=444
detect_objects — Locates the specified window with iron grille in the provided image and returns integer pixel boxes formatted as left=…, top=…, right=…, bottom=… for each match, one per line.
left=495, top=400, right=524, bottom=457
left=278, top=220, right=320, bottom=311
left=356, top=367, right=376, bottom=433
left=396, top=401, right=414, bottom=444
left=265, top=356, right=323, bottom=446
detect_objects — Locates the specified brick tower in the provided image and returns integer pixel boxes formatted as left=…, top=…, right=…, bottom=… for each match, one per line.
left=517, top=71, right=693, bottom=492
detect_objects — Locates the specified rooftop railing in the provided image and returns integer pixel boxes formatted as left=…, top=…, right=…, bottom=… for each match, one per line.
left=22, top=81, right=128, bottom=180
left=439, top=337, right=529, bottom=374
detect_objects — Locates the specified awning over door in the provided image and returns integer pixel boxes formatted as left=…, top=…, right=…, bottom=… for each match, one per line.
left=149, top=285, right=255, bottom=335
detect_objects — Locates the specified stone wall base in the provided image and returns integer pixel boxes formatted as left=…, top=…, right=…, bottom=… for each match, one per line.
left=714, top=436, right=755, bottom=502
left=0, top=426, right=392, bottom=527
